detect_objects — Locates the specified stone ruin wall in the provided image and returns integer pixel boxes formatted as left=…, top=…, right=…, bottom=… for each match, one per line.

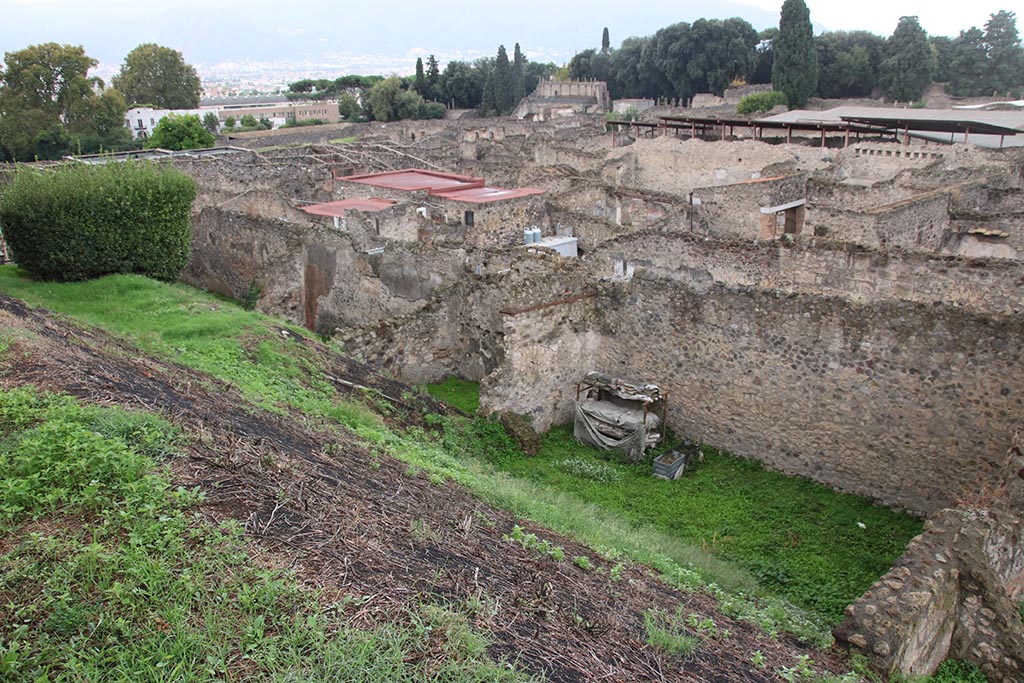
left=593, top=232, right=1024, bottom=315
left=590, top=274, right=1024, bottom=514
left=835, top=505, right=1024, bottom=682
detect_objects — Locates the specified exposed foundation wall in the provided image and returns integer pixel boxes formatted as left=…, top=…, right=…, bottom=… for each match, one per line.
left=593, top=232, right=1024, bottom=315
left=593, top=275, right=1024, bottom=514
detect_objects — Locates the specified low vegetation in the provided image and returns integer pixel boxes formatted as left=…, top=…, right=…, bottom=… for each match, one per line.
left=0, top=267, right=981, bottom=680
left=0, top=388, right=535, bottom=682
left=737, top=90, right=788, bottom=114
left=430, top=379, right=922, bottom=623
left=0, top=161, right=195, bottom=282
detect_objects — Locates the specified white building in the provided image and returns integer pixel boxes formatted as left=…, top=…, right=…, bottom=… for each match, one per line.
left=124, top=107, right=207, bottom=140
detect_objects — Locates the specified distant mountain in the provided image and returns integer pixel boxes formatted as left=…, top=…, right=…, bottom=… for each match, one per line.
left=0, top=0, right=781, bottom=77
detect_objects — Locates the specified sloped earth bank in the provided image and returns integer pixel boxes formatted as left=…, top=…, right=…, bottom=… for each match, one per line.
left=0, top=294, right=850, bottom=682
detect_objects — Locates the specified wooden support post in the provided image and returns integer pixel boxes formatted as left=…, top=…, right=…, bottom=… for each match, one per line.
left=1000, top=134, right=1005, bottom=148
left=844, top=128, right=850, bottom=148
left=787, top=126, right=792, bottom=144
left=821, top=128, right=826, bottom=148
left=904, top=126, right=910, bottom=145
left=965, top=127, right=970, bottom=144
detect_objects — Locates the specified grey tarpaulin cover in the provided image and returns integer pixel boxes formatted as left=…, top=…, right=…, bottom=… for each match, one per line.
left=573, top=398, right=661, bottom=461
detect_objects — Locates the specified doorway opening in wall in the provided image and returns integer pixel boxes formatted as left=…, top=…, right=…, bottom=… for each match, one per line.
left=464, top=211, right=475, bottom=226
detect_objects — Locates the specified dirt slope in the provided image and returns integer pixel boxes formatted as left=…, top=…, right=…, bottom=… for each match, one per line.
left=0, top=294, right=849, bottom=682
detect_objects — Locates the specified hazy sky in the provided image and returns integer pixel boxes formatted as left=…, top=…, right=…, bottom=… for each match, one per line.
left=2, top=0, right=1020, bottom=76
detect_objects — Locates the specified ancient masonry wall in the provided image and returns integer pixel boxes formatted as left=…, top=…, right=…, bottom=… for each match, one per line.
left=592, top=274, right=1024, bottom=514
left=834, top=506, right=1024, bottom=682
left=594, top=232, right=1024, bottom=315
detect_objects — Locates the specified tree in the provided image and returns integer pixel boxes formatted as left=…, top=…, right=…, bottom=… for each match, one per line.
left=492, top=45, right=515, bottom=114
left=602, top=27, right=611, bottom=53
left=0, top=43, right=128, bottom=160
left=338, top=92, right=362, bottom=120
left=146, top=114, right=214, bottom=150
left=568, top=49, right=597, bottom=80
left=368, top=76, right=403, bottom=121
left=945, top=28, right=990, bottom=96
left=816, top=31, right=885, bottom=98
left=752, top=28, right=778, bottom=84
left=426, top=54, right=441, bottom=100
left=513, top=43, right=527, bottom=102
left=223, top=115, right=236, bottom=129
left=930, top=36, right=955, bottom=83
left=414, top=57, right=427, bottom=97
left=112, top=43, right=201, bottom=109
left=202, top=111, right=220, bottom=133
left=984, top=10, right=1023, bottom=95
left=240, top=114, right=258, bottom=128
left=442, top=60, right=484, bottom=109
left=878, top=16, right=935, bottom=102
left=772, top=0, right=819, bottom=107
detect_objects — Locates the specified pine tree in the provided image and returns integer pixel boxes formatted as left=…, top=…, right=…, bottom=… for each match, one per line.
left=772, top=0, right=818, bottom=107
left=984, top=11, right=1023, bottom=95
left=602, top=27, right=611, bottom=53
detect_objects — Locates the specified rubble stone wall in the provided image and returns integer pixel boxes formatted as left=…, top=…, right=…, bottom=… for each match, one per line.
left=835, top=507, right=1024, bottom=682
left=593, top=232, right=1024, bottom=314
left=593, top=274, right=1024, bottom=514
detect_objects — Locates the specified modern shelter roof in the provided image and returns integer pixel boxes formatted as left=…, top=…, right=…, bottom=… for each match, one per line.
left=300, top=198, right=395, bottom=217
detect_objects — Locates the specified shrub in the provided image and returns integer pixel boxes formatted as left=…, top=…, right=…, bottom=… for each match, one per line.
left=736, top=90, right=788, bottom=115
left=0, top=160, right=196, bottom=281
left=418, top=101, right=447, bottom=120
left=146, top=114, right=215, bottom=150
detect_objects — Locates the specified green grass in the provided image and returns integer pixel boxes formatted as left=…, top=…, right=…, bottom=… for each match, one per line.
left=329, top=136, right=357, bottom=144
left=0, top=387, right=536, bottom=682
left=425, top=378, right=922, bottom=624
left=426, top=377, right=481, bottom=414
left=0, top=267, right=901, bottom=646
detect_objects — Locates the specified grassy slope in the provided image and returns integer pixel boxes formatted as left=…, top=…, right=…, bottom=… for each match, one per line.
left=0, top=388, right=532, bottom=683
left=0, top=267, right=914, bottom=644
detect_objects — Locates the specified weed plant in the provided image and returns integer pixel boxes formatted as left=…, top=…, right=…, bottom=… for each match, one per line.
left=0, top=387, right=535, bottom=682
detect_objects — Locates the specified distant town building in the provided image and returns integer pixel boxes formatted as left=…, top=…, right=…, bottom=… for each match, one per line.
left=125, top=107, right=205, bottom=140
left=124, top=99, right=339, bottom=139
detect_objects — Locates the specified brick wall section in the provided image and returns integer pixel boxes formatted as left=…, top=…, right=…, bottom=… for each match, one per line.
left=592, top=274, right=1024, bottom=513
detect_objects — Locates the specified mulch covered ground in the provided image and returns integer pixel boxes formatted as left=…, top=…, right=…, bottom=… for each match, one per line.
left=0, top=293, right=852, bottom=682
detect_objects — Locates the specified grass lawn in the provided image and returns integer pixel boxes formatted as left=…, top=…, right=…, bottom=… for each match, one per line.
left=428, top=379, right=923, bottom=623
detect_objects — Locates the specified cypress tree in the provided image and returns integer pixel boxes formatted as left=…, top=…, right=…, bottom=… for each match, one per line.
left=602, top=27, right=611, bottom=53
left=493, top=45, right=514, bottom=114
left=513, top=43, right=527, bottom=102
left=772, top=0, right=818, bottom=107
left=414, top=57, right=427, bottom=97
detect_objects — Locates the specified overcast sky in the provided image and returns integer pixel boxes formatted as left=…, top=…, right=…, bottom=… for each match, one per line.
left=2, top=0, right=1020, bottom=76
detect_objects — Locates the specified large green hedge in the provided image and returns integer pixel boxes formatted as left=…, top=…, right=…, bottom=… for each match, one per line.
left=0, top=160, right=196, bottom=281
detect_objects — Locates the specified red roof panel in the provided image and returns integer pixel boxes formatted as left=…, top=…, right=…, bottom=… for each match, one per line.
left=301, top=198, right=395, bottom=217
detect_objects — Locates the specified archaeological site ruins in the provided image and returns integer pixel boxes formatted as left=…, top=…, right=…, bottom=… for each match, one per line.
left=118, top=99, right=1024, bottom=679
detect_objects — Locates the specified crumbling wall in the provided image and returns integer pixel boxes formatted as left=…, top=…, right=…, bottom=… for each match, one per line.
left=480, top=295, right=600, bottom=430
left=834, top=506, right=1024, bottom=682
left=690, top=175, right=808, bottom=240
left=183, top=207, right=467, bottom=333
left=593, top=274, right=1024, bottom=514
left=592, top=232, right=1024, bottom=315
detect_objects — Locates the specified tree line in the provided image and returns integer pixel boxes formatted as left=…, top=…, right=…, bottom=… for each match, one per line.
left=0, top=42, right=202, bottom=161
left=569, top=3, right=1023, bottom=108
left=285, top=45, right=558, bottom=122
